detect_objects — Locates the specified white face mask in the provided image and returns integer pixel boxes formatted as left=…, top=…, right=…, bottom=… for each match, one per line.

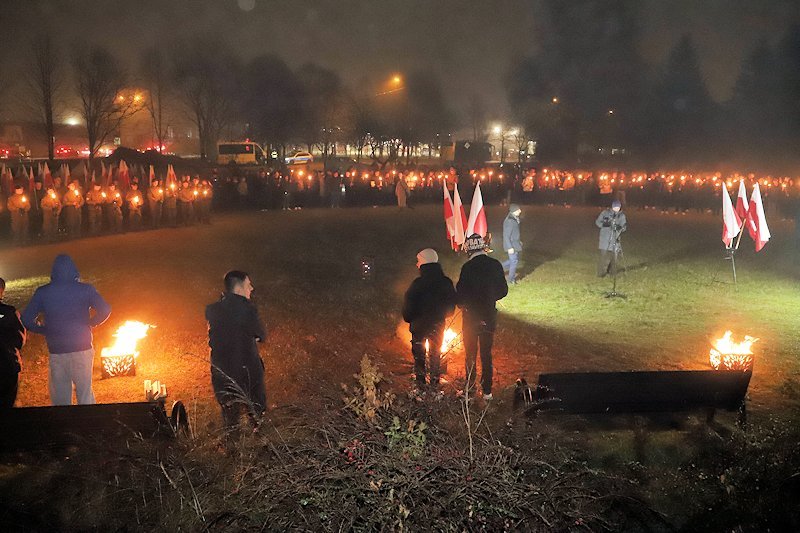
left=612, top=207, right=621, bottom=213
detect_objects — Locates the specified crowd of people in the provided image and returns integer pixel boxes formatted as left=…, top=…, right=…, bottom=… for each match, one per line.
left=3, top=173, right=213, bottom=246
left=213, top=165, right=800, bottom=220
left=6, top=161, right=800, bottom=246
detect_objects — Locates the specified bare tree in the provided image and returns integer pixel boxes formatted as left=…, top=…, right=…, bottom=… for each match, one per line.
left=174, top=41, right=239, bottom=161
left=25, top=36, right=64, bottom=161
left=467, top=94, right=488, bottom=142
left=73, top=45, right=140, bottom=160
left=141, top=47, right=172, bottom=153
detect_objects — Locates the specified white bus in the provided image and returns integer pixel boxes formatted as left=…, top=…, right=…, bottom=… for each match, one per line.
left=216, top=141, right=267, bottom=165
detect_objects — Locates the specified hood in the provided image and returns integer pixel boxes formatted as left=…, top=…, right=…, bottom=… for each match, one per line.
left=419, top=262, right=444, bottom=277
left=51, top=254, right=80, bottom=283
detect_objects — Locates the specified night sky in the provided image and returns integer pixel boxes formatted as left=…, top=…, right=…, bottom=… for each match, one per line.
left=1, top=0, right=798, bottom=121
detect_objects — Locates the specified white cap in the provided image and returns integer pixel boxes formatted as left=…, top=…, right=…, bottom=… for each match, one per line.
left=416, top=248, right=438, bottom=267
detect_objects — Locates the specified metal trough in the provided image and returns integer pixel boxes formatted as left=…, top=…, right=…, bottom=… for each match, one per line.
left=0, top=400, right=189, bottom=451
left=533, top=370, right=751, bottom=423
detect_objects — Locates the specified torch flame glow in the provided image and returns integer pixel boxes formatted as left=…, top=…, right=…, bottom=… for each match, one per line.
left=101, top=320, right=153, bottom=358
left=709, top=331, right=757, bottom=371
left=424, top=328, right=459, bottom=354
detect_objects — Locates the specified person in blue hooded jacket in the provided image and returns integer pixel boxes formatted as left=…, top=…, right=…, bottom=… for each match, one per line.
left=21, top=254, right=111, bottom=405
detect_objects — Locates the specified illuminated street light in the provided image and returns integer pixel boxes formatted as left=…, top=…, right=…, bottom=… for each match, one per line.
left=551, top=96, right=559, bottom=104
left=392, top=74, right=402, bottom=85
left=607, top=109, right=614, bottom=115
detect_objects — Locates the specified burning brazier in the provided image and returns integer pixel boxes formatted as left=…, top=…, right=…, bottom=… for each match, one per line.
left=101, top=321, right=153, bottom=378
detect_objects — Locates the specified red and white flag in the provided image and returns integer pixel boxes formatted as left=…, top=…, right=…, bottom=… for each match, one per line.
left=465, top=182, right=487, bottom=238
left=43, top=161, right=54, bottom=189
left=721, top=182, right=741, bottom=247
left=118, top=160, right=130, bottom=190
left=149, top=165, right=156, bottom=187
left=167, top=164, right=177, bottom=187
left=746, top=183, right=770, bottom=252
left=443, top=183, right=457, bottom=249
left=735, top=179, right=749, bottom=222
left=452, top=183, right=467, bottom=247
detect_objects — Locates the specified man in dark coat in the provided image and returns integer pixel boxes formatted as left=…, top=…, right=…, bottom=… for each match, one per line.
left=502, top=204, right=523, bottom=284
left=206, top=270, right=267, bottom=429
left=456, top=234, right=508, bottom=400
left=0, top=278, right=26, bottom=408
left=21, top=255, right=111, bottom=405
left=402, top=248, right=456, bottom=396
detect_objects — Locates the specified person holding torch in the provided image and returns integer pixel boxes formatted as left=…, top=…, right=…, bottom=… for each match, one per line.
left=126, top=182, right=143, bottom=231
left=40, top=186, right=62, bottom=242
left=7, top=185, right=31, bottom=246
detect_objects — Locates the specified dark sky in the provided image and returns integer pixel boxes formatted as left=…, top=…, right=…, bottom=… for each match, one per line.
left=1, top=0, right=798, bottom=122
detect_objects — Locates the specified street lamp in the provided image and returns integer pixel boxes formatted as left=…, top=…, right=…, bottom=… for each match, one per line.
left=493, top=124, right=517, bottom=163
left=551, top=96, right=559, bottom=104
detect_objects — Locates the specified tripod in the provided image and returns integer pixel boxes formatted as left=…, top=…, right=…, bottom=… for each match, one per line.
left=605, top=221, right=627, bottom=299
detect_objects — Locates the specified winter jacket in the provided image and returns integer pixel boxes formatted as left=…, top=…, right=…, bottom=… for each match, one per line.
left=402, top=263, right=457, bottom=333
left=21, top=254, right=111, bottom=354
left=456, top=254, right=508, bottom=322
left=206, top=293, right=266, bottom=384
left=503, top=213, right=522, bottom=253
left=0, top=302, right=25, bottom=374
left=595, top=209, right=627, bottom=251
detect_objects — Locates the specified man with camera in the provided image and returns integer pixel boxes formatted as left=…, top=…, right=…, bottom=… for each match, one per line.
left=595, top=200, right=627, bottom=277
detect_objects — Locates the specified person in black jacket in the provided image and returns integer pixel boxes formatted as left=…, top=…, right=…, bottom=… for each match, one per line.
left=502, top=204, right=523, bottom=284
left=402, top=249, right=456, bottom=396
left=206, top=271, right=267, bottom=430
left=456, top=234, right=508, bottom=400
left=0, top=277, right=26, bottom=408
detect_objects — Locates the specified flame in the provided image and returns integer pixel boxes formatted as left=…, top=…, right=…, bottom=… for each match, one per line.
left=101, top=321, right=153, bottom=358
left=710, top=331, right=757, bottom=371
left=424, top=328, right=458, bottom=354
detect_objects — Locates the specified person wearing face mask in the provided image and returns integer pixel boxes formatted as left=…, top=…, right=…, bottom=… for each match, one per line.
left=595, top=199, right=627, bottom=277
left=502, top=204, right=523, bottom=285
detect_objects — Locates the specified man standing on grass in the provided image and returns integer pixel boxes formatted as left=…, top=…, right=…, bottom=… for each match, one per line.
left=402, top=248, right=457, bottom=399
left=502, top=204, right=523, bottom=285
left=595, top=199, right=627, bottom=277
left=21, top=255, right=112, bottom=405
left=0, top=278, right=26, bottom=408
left=206, top=271, right=267, bottom=430
left=456, top=234, right=508, bottom=401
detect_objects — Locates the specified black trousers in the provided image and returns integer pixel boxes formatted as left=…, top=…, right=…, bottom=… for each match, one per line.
left=463, top=313, right=495, bottom=395
left=211, top=366, right=266, bottom=429
left=0, top=371, right=19, bottom=408
left=411, top=324, right=444, bottom=387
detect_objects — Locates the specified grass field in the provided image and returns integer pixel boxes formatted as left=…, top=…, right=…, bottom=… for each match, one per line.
left=3, top=204, right=799, bottom=412
left=2, top=205, right=799, bottom=529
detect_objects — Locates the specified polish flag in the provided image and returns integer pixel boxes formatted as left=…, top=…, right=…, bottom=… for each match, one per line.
left=167, top=164, right=177, bottom=187
left=149, top=165, right=156, bottom=187
left=452, top=183, right=467, bottom=248
left=735, top=179, right=749, bottom=222
left=118, top=160, right=130, bottom=190
left=43, top=162, right=54, bottom=189
left=465, top=182, right=487, bottom=238
left=721, top=182, right=741, bottom=247
left=443, top=183, right=457, bottom=249
left=746, top=183, right=770, bottom=252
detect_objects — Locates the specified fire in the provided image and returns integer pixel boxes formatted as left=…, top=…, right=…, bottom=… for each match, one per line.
left=101, top=320, right=153, bottom=358
left=424, top=328, right=459, bottom=354
left=710, top=331, right=757, bottom=371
